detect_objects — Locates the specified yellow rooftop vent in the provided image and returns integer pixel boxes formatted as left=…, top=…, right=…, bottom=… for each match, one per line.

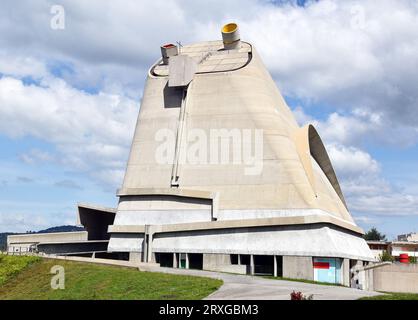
left=221, top=23, right=241, bottom=50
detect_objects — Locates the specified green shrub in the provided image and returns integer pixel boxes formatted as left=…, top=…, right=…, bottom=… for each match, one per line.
left=379, top=250, right=394, bottom=262
left=0, top=255, right=40, bottom=285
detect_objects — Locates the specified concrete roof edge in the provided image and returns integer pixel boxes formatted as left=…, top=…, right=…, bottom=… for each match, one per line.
left=77, top=202, right=117, bottom=213
left=108, top=215, right=363, bottom=235
left=7, top=231, right=88, bottom=239
left=116, top=188, right=216, bottom=200
left=366, top=240, right=390, bottom=244
left=36, top=240, right=109, bottom=245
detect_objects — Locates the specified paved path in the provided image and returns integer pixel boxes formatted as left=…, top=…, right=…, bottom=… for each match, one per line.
left=140, top=265, right=382, bottom=300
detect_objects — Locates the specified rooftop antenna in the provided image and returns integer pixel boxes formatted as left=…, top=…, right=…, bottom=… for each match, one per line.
left=176, top=41, right=183, bottom=53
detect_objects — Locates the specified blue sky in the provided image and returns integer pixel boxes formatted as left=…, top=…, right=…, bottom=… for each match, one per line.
left=0, top=0, right=418, bottom=240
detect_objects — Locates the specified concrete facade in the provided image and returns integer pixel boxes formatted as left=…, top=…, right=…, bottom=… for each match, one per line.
left=9, top=23, right=374, bottom=287
left=283, top=256, right=314, bottom=280
left=101, top=23, right=373, bottom=284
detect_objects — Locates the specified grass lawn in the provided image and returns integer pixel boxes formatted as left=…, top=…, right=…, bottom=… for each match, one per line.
left=0, top=257, right=222, bottom=300
left=0, top=254, right=40, bottom=286
left=359, top=292, right=418, bottom=300
left=263, top=276, right=344, bottom=287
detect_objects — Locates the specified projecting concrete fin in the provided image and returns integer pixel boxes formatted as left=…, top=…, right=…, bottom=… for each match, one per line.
left=294, top=124, right=347, bottom=209
left=168, top=55, right=197, bottom=87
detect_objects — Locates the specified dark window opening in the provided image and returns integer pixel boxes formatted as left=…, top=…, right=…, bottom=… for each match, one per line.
left=180, top=253, right=187, bottom=269
left=230, top=254, right=239, bottom=265
left=240, top=254, right=250, bottom=265
left=254, top=255, right=274, bottom=276
left=155, top=252, right=174, bottom=268
left=276, top=256, right=283, bottom=277
left=189, top=253, right=203, bottom=270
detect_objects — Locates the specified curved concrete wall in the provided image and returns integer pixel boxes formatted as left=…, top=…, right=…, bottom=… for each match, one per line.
left=120, top=41, right=353, bottom=224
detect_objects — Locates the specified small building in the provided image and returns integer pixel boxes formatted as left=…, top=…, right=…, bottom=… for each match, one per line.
left=7, top=231, right=89, bottom=255
left=398, top=233, right=418, bottom=242
left=367, top=237, right=418, bottom=262
left=391, top=242, right=418, bottom=260
left=7, top=204, right=117, bottom=258
left=366, top=241, right=390, bottom=260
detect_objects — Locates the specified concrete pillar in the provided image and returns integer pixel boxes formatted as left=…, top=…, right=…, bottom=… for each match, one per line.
left=273, top=255, right=278, bottom=277
left=147, top=233, right=153, bottom=263
left=92, top=252, right=96, bottom=259
left=173, top=253, right=178, bottom=268
left=142, top=235, right=148, bottom=263
left=351, top=260, right=364, bottom=289
left=238, top=254, right=241, bottom=265
left=250, top=255, right=255, bottom=275
left=343, top=258, right=350, bottom=287
left=185, top=253, right=189, bottom=269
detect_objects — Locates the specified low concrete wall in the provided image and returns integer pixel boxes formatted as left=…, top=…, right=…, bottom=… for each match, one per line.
left=373, top=263, right=418, bottom=293
left=202, top=253, right=247, bottom=274
left=203, top=253, right=230, bottom=269
left=283, top=256, right=314, bottom=280
left=129, top=252, right=142, bottom=263
left=205, top=264, right=248, bottom=274
left=40, top=254, right=159, bottom=270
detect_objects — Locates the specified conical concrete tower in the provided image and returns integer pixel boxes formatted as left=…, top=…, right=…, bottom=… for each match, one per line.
left=107, top=23, right=373, bottom=283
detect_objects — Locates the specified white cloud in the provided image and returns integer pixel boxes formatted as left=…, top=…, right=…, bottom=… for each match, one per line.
left=54, top=179, right=83, bottom=190
left=353, top=216, right=380, bottom=225
left=0, top=76, right=138, bottom=189
left=333, top=145, right=418, bottom=217
left=0, top=212, right=75, bottom=233
left=19, top=149, right=55, bottom=164
left=326, top=143, right=379, bottom=179
left=0, top=53, right=47, bottom=79
left=244, top=0, right=418, bottom=126
left=350, top=194, right=418, bottom=216
left=0, top=202, right=76, bottom=233
left=293, top=104, right=418, bottom=218
left=324, top=129, right=418, bottom=218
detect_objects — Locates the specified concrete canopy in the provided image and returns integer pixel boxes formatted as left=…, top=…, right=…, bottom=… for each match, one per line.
left=77, top=203, right=116, bottom=240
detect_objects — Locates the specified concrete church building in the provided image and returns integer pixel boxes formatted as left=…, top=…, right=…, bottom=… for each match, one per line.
left=9, top=23, right=374, bottom=285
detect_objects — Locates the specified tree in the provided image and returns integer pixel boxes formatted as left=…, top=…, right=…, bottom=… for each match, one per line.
left=379, top=250, right=394, bottom=262
left=364, top=227, right=387, bottom=241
